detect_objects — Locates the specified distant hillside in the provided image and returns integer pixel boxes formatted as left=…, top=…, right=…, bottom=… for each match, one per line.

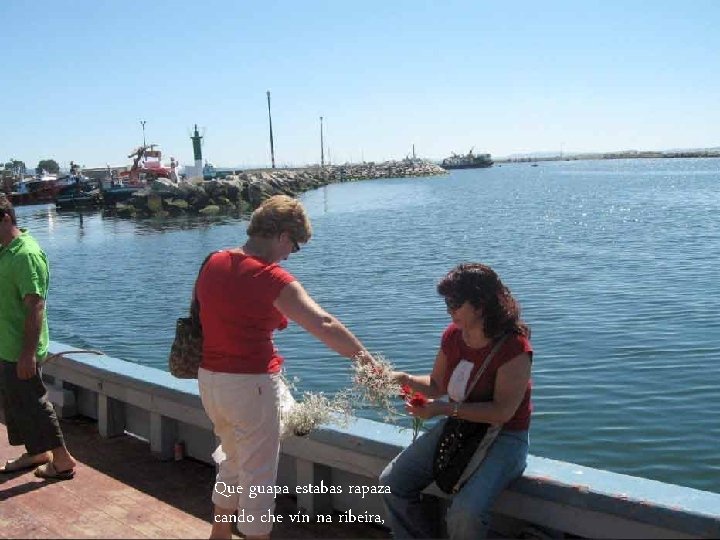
left=498, top=146, right=720, bottom=162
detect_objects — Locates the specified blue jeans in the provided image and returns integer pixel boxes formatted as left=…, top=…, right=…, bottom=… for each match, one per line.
left=379, top=419, right=529, bottom=539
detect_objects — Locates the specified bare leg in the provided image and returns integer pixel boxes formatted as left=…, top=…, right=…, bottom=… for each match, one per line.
left=27, top=451, right=52, bottom=464
left=210, top=505, right=234, bottom=540
left=50, top=445, right=76, bottom=472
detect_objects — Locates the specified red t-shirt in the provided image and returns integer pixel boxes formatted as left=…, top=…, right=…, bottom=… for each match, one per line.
left=441, top=324, right=533, bottom=431
left=196, top=250, right=296, bottom=374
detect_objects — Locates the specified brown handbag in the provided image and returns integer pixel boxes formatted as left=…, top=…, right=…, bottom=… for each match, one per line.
left=168, top=252, right=217, bottom=379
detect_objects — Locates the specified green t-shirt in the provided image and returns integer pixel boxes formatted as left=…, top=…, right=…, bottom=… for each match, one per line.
left=0, top=229, right=50, bottom=362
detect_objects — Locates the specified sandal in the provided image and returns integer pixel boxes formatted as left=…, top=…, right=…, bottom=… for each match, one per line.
left=33, top=462, right=75, bottom=480
left=0, top=453, right=49, bottom=474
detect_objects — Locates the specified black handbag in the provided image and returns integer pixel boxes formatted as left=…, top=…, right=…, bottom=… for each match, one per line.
left=432, top=335, right=508, bottom=494
left=168, top=251, right=218, bottom=379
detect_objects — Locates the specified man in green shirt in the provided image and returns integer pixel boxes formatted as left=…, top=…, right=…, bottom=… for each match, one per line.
left=0, top=195, right=76, bottom=479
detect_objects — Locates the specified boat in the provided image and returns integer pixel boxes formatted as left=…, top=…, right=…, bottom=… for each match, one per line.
left=8, top=170, right=61, bottom=205
left=119, top=144, right=176, bottom=186
left=202, top=161, right=217, bottom=180
left=94, top=166, right=141, bottom=207
left=102, top=184, right=142, bottom=206
left=441, top=148, right=493, bottom=169
left=55, top=180, right=103, bottom=210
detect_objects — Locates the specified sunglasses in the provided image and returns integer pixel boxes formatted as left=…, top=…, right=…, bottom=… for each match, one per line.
left=290, top=238, right=300, bottom=253
left=444, top=297, right=464, bottom=311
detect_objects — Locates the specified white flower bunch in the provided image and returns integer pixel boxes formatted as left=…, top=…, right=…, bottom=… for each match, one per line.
left=281, top=390, right=353, bottom=438
left=279, top=373, right=352, bottom=438
left=350, top=352, right=403, bottom=422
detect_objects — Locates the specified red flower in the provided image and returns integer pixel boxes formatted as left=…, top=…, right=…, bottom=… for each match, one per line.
left=401, top=390, right=428, bottom=443
left=408, top=392, right=429, bottom=407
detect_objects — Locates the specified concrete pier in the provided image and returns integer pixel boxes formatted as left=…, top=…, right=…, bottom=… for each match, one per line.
left=20, top=341, right=720, bottom=539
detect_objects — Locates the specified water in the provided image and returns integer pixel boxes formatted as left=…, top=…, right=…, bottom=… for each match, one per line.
left=13, top=158, right=720, bottom=493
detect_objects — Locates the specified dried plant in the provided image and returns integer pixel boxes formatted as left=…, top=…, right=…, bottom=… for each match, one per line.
left=281, top=390, right=353, bottom=438
left=279, top=373, right=352, bottom=438
left=349, top=352, right=404, bottom=422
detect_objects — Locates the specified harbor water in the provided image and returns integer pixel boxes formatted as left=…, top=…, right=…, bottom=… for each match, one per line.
left=15, top=158, right=720, bottom=493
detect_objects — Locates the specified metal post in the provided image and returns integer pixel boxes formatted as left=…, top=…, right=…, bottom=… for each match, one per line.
left=320, top=116, right=325, bottom=168
left=267, top=91, right=276, bottom=169
left=140, top=120, right=146, bottom=148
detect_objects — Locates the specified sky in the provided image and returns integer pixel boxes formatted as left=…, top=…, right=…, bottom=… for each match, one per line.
left=2, top=0, right=719, bottom=170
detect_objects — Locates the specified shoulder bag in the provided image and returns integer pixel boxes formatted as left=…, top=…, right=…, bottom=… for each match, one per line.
left=168, top=251, right=217, bottom=379
left=432, top=334, right=509, bottom=494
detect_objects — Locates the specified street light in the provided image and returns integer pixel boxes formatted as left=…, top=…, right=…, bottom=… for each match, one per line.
left=267, top=91, right=276, bottom=169
left=140, top=120, right=147, bottom=148
left=320, top=116, right=325, bottom=168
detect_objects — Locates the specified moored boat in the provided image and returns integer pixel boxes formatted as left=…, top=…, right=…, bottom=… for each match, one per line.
left=55, top=179, right=103, bottom=210
left=441, top=148, right=494, bottom=169
left=8, top=170, right=60, bottom=205
left=119, top=144, right=176, bottom=186
left=101, top=184, right=141, bottom=206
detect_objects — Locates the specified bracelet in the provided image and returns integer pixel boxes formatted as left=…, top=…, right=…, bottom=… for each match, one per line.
left=451, top=402, right=459, bottom=419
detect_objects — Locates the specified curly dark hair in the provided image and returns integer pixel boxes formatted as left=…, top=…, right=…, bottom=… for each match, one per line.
left=437, top=263, right=530, bottom=339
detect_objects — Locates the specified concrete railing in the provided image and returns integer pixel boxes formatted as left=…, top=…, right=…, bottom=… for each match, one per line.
left=40, top=342, right=720, bottom=539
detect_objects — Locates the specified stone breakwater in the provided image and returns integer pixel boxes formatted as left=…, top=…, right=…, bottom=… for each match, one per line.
left=114, top=160, right=445, bottom=218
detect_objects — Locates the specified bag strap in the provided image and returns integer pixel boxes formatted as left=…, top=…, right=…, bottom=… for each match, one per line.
left=461, top=334, right=509, bottom=402
left=190, top=251, right=221, bottom=326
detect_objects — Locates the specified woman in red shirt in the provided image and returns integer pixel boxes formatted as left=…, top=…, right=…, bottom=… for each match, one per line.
left=196, top=195, right=370, bottom=540
left=380, top=263, right=532, bottom=539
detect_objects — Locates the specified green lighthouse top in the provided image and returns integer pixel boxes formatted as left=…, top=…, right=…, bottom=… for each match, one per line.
left=191, top=124, right=203, bottom=161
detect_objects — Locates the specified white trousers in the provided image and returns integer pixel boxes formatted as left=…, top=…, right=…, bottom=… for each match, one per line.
left=198, top=368, right=282, bottom=536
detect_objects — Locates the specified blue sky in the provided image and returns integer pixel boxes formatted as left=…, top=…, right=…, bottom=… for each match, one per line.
left=2, top=0, right=718, bottom=170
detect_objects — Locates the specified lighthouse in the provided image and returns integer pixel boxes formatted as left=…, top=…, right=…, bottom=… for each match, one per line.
left=188, top=125, right=203, bottom=179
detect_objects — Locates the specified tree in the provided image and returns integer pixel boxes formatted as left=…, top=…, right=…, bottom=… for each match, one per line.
left=3, top=159, right=26, bottom=174
left=36, top=159, right=60, bottom=174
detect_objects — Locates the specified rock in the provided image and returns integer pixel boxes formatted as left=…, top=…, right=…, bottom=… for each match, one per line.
left=151, top=178, right=183, bottom=196
left=199, top=204, right=220, bottom=215
left=147, top=193, right=163, bottom=213
left=111, top=159, right=445, bottom=219
left=166, top=198, right=189, bottom=209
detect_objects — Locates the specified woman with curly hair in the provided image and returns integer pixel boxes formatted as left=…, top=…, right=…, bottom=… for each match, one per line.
left=380, top=263, right=533, bottom=539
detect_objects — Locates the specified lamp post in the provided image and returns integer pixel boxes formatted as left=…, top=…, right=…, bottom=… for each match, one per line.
left=267, top=91, right=276, bottom=169
left=320, top=116, right=325, bottom=168
left=140, top=120, right=147, bottom=148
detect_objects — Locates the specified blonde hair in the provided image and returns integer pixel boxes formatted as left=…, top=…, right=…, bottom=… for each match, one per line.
left=246, top=195, right=312, bottom=243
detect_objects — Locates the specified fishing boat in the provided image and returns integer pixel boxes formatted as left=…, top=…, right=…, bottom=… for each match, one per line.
left=441, top=148, right=494, bottom=169
left=55, top=182, right=103, bottom=210
left=8, top=170, right=60, bottom=205
left=119, top=144, right=176, bottom=186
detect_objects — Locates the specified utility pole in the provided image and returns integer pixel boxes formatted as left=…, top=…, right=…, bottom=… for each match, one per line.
left=140, top=120, right=147, bottom=147
left=413, top=144, right=416, bottom=160
left=266, top=91, right=276, bottom=169
left=320, top=116, right=325, bottom=168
